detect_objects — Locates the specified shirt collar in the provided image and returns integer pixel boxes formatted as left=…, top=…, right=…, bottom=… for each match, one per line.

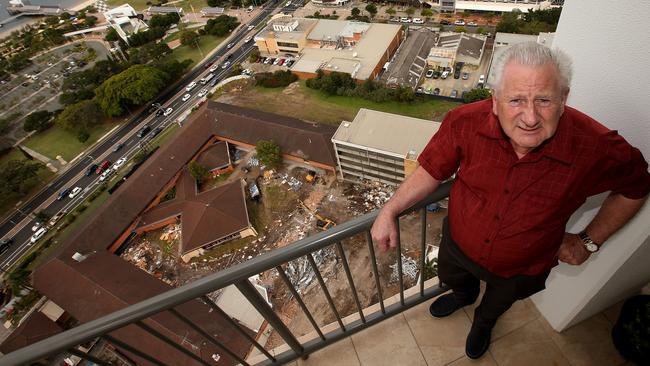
left=478, top=101, right=574, bottom=165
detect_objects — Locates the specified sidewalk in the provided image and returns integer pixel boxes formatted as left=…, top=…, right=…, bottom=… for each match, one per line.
left=17, top=145, right=62, bottom=172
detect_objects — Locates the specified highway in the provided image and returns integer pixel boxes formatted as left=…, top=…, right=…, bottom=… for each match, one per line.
left=0, top=0, right=302, bottom=271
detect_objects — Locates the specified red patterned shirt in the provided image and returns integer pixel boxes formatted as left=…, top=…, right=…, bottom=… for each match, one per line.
left=418, top=99, right=650, bottom=277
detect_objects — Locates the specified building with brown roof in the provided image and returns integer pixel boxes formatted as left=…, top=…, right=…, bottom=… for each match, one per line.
left=0, top=311, right=63, bottom=355
left=16, top=102, right=338, bottom=364
left=135, top=172, right=256, bottom=262
left=196, top=141, right=232, bottom=175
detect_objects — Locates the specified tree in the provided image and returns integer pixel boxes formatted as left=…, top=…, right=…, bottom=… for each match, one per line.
left=421, top=9, right=433, bottom=17
left=249, top=49, right=260, bottom=63
left=405, top=7, right=415, bottom=16
left=155, top=59, right=192, bottom=81
left=0, top=159, right=42, bottom=199
left=188, top=161, right=209, bottom=181
left=256, top=140, right=282, bottom=168
left=365, top=4, right=377, bottom=18
left=204, top=15, right=240, bottom=37
left=34, top=211, right=50, bottom=223
left=128, top=42, right=171, bottom=64
left=23, top=110, right=54, bottom=132
left=57, top=100, right=102, bottom=135
left=386, top=8, right=396, bottom=16
left=454, top=26, right=466, bottom=33
left=463, top=88, right=492, bottom=103
left=351, top=7, right=361, bottom=17
left=179, top=30, right=200, bottom=47
left=85, top=16, right=98, bottom=27
left=94, top=65, right=168, bottom=116
left=105, top=28, right=119, bottom=42
left=148, top=12, right=181, bottom=29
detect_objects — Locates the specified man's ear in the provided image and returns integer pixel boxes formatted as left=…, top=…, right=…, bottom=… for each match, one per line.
left=491, top=90, right=498, bottom=115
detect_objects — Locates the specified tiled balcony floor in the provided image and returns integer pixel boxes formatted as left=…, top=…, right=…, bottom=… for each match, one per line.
left=283, top=291, right=631, bottom=366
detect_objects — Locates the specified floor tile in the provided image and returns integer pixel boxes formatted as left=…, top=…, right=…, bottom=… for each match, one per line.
left=351, top=313, right=427, bottom=366
left=541, top=313, right=625, bottom=366
left=403, top=298, right=472, bottom=365
left=490, top=318, right=570, bottom=366
left=602, top=300, right=623, bottom=325
left=298, top=337, right=360, bottom=366
left=446, top=353, right=498, bottom=366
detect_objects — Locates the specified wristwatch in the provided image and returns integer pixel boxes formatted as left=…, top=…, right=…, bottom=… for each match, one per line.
left=578, top=230, right=600, bottom=253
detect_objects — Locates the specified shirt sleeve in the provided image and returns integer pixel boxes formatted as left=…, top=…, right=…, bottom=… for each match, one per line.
left=586, top=130, right=650, bottom=199
left=417, top=111, right=462, bottom=181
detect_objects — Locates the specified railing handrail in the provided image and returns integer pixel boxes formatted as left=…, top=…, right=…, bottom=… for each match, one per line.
left=0, top=181, right=452, bottom=366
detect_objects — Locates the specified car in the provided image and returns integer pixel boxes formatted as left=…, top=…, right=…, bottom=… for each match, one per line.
left=264, top=58, right=273, bottom=65
left=137, top=125, right=151, bottom=138
left=277, top=58, right=285, bottom=66
left=222, top=61, right=231, bottom=69
left=246, top=6, right=253, bottom=13
left=198, top=88, right=209, bottom=97
left=462, top=72, right=469, bottom=80
left=226, top=54, right=234, bottom=60
left=99, top=169, right=113, bottom=182
left=247, top=25, right=255, bottom=31
left=432, top=70, right=440, bottom=79
left=21, top=82, right=29, bottom=87
left=210, top=78, right=219, bottom=87
left=112, top=142, right=125, bottom=153
left=185, top=81, right=197, bottom=92
left=113, top=157, right=127, bottom=170
left=425, top=69, right=435, bottom=78
left=433, top=87, right=440, bottom=95
left=226, top=42, right=234, bottom=49
left=204, top=61, right=214, bottom=69
left=478, top=74, right=486, bottom=84
left=164, top=107, right=173, bottom=116
left=440, top=20, right=450, bottom=25
left=467, top=21, right=478, bottom=27
left=413, top=18, right=424, bottom=24
left=400, top=17, right=412, bottom=23
left=260, top=57, right=267, bottom=64
left=69, top=186, right=82, bottom=199
left=416, top=86, right=424, bottom=93
left=285, top=1, right=291, bottom=6
left=244, top=36, right=252, bottom=43
left=450, top=89, right=458, bottom=98
left=151, top=127, right=163, bottom=137
left=30, top=227, right=47, bottom=243
left=0, top=238, right=14, bottom=254
left=273, top=58, right=282, bottom=66
left=48, top=211, right=66, bottom=226
left=454, top=20, right=465, bottom=26
left=209, top=64, right=219, bottom=73
left=285, top=60, right=294, bottom=67
left=200, top=73, right=215, bottom=84
left=97, top=160, right=111, bottom=174
left=441, top=70, right=450, bottom=79
left=389, top=17, right=400, bottom=23
left=31, top=221, right=42, bottom=232
left=182, top=93, right=191, bottom=102
left=57, top=187, right=71, bottom=201
left=86, top=164, right=98, bottom=176
left=156, top=108, right=164, bottom=117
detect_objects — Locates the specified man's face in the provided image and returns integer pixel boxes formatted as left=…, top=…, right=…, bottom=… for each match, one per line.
left=492, top=61, right=569, bottom=157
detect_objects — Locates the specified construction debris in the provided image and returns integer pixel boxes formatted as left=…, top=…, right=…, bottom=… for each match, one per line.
left=284, top=248, right=336, bottom=293
left=389, top=254, right=419, bottom=283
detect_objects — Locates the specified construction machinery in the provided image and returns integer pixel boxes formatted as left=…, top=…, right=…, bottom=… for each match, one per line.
left=299, top=200, right=335, bottom=231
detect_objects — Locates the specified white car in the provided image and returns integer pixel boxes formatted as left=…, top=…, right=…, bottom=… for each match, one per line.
left=197, top=88, right=208, bottom=97
left=185, top=81, right=197, bottom=92
left=478, top=74, right=486, bottom=84
left=226, top=42, right=234, bottom=49
left=31, top=221, right=42, bottom=232
left=247, top=25, right=255, bottom=31
left=222, top=61, right=231, bottom=69
left=413, top=18, right=424, bottom=24
left=244, top=36, right=252, bottom=43
left=99, top=169, right=113, bottom=182
left=441, top=70, right=450, bottom=79
left=400, top=17, right=411, bottom=23
left=69, top=186, right=82, bottom=199
left=209, top=64, right=219, bottom=73
left=182, top=93, right=191, bottom=102
left=454, top=20, right=465, bottom=26
left=164, top=107, right=173, bottom=116
left=112, top=158, right=126, bottom=170
left=30, top=227, right=47, bottom=243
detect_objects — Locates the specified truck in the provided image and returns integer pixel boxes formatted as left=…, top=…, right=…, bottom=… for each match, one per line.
left=200, top=73, right=215, bottom=85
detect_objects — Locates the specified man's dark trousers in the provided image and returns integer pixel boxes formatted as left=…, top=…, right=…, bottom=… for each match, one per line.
left=437, top=217, right=550, bottom=328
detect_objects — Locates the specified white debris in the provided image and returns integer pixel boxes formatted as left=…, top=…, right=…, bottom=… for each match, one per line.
left=389, top=254, right=419, bottom=283
left=284, top=248, right=336, bottom=292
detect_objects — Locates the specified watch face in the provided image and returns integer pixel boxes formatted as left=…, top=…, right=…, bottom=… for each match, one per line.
left=586, top=243, right=599, bottom=253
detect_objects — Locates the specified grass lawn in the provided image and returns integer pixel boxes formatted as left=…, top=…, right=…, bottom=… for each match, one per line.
left=215, top=80, right=462, bottom=126
left=170, top=34, right=225, bottom=68
left=23, top=123, right=117, bottom=162
left=106, top=0, right=151, bottom=11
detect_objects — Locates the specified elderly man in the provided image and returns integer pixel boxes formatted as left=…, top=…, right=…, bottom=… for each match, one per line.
left=371, top=42, right=650, bottom=359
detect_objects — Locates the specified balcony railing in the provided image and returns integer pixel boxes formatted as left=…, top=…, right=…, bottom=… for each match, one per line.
left=0, top=181, right=452, bottom=366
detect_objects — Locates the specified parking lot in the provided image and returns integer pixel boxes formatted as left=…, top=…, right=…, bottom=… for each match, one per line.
left=419, top=46, right=492, bottom=98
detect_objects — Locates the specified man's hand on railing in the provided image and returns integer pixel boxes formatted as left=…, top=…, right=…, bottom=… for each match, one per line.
left=371, top=209, right=398, bottom=252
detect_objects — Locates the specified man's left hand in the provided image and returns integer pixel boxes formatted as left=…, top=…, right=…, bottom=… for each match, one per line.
left=557, top=233, right=591, bottom=265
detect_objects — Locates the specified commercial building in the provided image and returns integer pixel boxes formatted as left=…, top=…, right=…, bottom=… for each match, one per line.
left=332, top=109, right=441, bottom=186
left=254, top=16, right=404, bottom=81
left=425, top=0, right=554, bottom=14
left=104, top=4, right=149, bottom=44
left=427, top=32, right=487, bottom=69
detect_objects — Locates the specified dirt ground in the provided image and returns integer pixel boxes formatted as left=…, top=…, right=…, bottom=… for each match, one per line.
left=120, top=153, right=447, bottom=351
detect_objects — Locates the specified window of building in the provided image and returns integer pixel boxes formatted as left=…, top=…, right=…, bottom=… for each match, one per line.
left=277, top=41, right=299, bottom=48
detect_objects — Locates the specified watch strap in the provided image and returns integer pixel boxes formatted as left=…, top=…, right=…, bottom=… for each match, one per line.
left=578, top=230, right=600, bottom=253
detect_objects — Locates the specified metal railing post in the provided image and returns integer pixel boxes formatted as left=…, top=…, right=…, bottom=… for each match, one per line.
left=235, top=279, right=304, bottom=357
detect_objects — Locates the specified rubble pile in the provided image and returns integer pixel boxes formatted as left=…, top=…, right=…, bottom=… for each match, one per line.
left=284, top=248, right=336, bottom=294
left=389, top=254, right=419, bottom=283
left=159, top=225, right=180, bottom=242
left=277, top=172, right=302, bottom=191
left=344, top=182, right=395, bottom=214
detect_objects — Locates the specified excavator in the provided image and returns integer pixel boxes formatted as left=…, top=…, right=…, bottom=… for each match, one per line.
left=299, top=200, right=336, bottom=231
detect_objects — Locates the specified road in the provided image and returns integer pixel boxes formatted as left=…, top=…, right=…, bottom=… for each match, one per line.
left=0, top=0, right=299, bottom=272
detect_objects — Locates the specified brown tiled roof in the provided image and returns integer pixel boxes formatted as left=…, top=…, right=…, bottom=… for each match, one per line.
left=137, top=173, right=250, bottom=254
left=0, top=312, right=63, bottom=354
left=55, top=106, right=218, bottom=261
left=33, top=253, right=253, bottom=365
left=196, top=141, right=231, bottom=171
left=208, top=101, right=338, bottom=167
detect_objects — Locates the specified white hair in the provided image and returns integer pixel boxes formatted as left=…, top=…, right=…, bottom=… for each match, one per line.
left=489, top=42, right=573, bottom=93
